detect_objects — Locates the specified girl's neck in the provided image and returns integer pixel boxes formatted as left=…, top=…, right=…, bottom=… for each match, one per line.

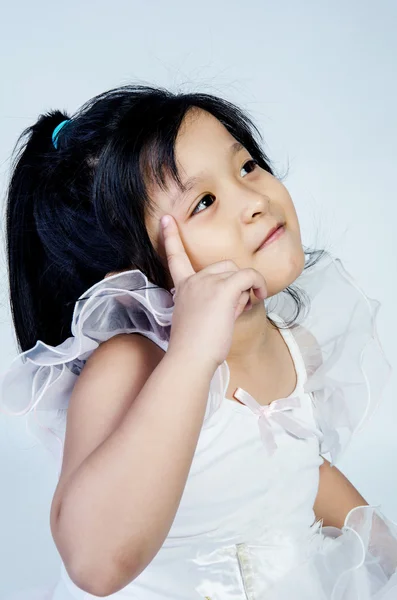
left=226, top=302, right=279, bottom=372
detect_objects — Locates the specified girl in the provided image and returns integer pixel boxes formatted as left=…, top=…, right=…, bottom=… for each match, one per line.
left=1, top=84, right=396, bottom=600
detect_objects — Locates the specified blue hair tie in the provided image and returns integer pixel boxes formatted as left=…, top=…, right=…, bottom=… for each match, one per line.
left=52, top=119, right=70, bottom=149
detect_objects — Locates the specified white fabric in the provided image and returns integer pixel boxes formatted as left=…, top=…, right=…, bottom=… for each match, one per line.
left=1, top=251, right=396, bottom=599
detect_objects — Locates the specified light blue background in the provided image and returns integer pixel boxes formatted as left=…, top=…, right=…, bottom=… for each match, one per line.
left=0, top=0, right=396, bottom=596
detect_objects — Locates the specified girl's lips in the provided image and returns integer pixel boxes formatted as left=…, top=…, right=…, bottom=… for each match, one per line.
left=256, top=224, right=285, bottom=251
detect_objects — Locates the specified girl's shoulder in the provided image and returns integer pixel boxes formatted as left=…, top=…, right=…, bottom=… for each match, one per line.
left=88, top=331, right=165, bottom=365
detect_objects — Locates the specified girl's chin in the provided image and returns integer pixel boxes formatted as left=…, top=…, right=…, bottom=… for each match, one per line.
left=255, top=251, right=305, bottom=297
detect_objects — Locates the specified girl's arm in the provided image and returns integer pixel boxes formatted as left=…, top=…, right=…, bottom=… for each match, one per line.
left=314, top=458, right=368, bottom=528
left=50, top=333, right=215, bottom=596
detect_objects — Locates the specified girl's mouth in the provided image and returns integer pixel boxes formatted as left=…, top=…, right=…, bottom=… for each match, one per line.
left=256, top=224, right=285, bottom=251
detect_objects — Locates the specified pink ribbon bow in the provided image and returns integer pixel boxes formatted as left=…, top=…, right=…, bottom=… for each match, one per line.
left=233, top=388, right=317, bottom=455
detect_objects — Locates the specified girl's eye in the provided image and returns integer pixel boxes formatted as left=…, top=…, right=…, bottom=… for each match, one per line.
left=240, top=159, right=258, bottom=177
left=191, top=193, right=216, bottom=216
left=191, top=159, right=259, bottom=216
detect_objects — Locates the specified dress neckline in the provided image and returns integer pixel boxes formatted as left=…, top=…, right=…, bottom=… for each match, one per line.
left=222, top=312, right=308, bottom=415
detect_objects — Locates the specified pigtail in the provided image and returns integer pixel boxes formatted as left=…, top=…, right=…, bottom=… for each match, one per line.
left=5, top=111, right=74, bottom=352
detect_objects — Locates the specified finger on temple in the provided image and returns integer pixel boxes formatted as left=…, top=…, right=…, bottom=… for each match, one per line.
left=162, top=215, right=196, bottom=285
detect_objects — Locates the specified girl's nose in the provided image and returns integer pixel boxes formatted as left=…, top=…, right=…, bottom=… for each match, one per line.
left=241, top=191, right=270, bottom=222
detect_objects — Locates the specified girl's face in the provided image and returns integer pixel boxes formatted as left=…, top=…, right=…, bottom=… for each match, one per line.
left=145, top=108, right=305, bottom=298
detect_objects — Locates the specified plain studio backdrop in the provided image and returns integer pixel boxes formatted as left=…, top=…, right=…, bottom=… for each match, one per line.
left=0, top=0, right=396, bottom=596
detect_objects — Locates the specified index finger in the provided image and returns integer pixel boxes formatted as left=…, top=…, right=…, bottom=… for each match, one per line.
left=161, top=215, right=195, bottom=286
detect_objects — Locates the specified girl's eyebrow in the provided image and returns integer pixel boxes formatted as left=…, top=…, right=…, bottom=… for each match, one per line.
left=170, top=141, right=245, bottom=208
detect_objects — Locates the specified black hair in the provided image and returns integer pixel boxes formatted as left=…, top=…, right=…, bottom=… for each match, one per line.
left=4, top=83, right=324, bottom=353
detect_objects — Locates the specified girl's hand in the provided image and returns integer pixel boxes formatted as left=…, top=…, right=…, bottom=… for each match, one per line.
left=161, top=215, right=268, bottom=371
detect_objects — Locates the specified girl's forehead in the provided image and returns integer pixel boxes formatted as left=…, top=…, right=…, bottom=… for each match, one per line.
left=176, top=109, right=237, bottom=155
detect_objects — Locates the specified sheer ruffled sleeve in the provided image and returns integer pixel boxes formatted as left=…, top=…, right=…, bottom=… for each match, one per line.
left=265, top=252, right=392, bottom=466
left=0, top=270, right=174, bottom=473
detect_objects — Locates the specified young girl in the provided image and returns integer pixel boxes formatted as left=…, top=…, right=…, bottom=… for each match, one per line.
left=1, top=84, right=396, bottom=600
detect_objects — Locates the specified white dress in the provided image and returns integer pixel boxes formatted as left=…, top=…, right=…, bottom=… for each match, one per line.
left=1, top=251, right=397, bottom=599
